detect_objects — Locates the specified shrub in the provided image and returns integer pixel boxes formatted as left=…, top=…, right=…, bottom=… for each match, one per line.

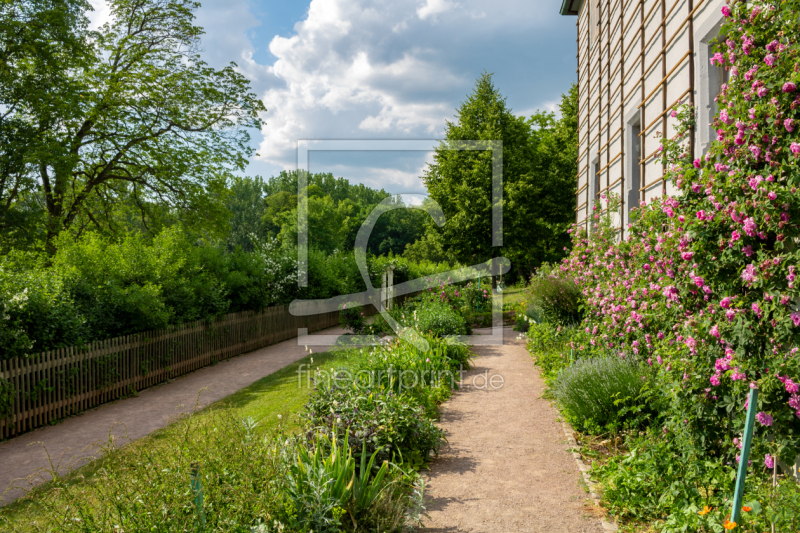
left=303, top=382, right=445, bottom=470
left=407, top=301, right=469, bottom=337
left=527, top=264, right=582, bottom=325
left=553, top=356, right=646, bottom=433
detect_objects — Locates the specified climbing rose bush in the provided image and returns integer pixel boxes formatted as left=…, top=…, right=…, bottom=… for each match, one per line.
left=561, top=0, right=800, bottom=469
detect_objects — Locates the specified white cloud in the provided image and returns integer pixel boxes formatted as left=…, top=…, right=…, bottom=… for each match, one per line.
left=87, top=0, right=579, bottom=192
left=416, top=0, right=457, bottom=20
left=87, top=0, right=112, bottom=30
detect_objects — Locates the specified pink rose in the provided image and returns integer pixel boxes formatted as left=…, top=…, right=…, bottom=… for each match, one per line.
left=681, top=251, right=694, bottom=261
left=710, top=375, right=721, bottom=386
left=786, top=119, right=795, bottom=132
left=743, top=217, right=757, bottom=237
left=792, top=142, right=800, bottom=155
left=693, top=158, right=701, bottom=169
left=783, top=82, right=797, bottom=93
left=721, top=5, right=731, bottom=17
left=768, top=191, right=777, bottom=200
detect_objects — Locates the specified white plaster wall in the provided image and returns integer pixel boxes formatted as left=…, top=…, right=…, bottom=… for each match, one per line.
left=575, top=0, right=726, bottom=233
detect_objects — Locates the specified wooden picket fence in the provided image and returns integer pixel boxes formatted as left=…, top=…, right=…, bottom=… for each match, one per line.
left=0, top=306, right=342, bottom=439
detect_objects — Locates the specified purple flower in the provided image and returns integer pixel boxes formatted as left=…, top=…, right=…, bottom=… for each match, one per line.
left=764, top=54, right=776, bottom=67
left=785, top=119, right=795, bottom=132
left=756, top=412, right=773, bottom=426
left=792, top=312, right=800, bottom=327
left=693, top=158, right=701, bottom=169
left=731, top=230, right=741, bottom=242
left=721, top=5, right=731, bottom=17
left=710, top=324, right=720, bottom=338
left=749, top=145, right=762, bottom=159
left=766, top=40, right=779, bottom=52
left=791, top=142, right=800, bottom=155
left=710, top=375, right=720, bottom=386
left=768, top=191, right=777, bottom=200
left=681, top=251, right=694, bottom=261
left=720, top=297, right=732, bottom=309
left=783, top=82, right=797, bottom=93
left=710, top=52, right=725, bottom=66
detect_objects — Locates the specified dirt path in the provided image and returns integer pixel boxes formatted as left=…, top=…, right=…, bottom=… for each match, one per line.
left=0, top=326, right=348, bottom=506
left=421, top=327, right=603, bottom=533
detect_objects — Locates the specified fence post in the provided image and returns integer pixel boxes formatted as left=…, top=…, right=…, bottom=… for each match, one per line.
left=730, top=386, right=758, bottom=526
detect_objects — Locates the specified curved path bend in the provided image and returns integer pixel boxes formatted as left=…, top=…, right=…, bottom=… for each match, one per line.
left=421, top=327, right=603, bottom=533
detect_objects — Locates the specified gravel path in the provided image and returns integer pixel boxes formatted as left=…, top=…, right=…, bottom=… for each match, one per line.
left=421, top=327, right=603, bottom=533
left=0, top=326, right=349, bottom=506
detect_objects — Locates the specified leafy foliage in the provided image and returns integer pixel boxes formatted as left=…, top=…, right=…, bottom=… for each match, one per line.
left=422, top=73, right=577, bottom=282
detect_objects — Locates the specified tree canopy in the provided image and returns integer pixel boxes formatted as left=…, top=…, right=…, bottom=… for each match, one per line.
left=422, top=73, right=577, bottom=279
left=0, top=0, right=266, bottom=253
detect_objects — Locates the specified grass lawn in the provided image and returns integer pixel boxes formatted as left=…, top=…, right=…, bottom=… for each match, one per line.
left=501, top=286, right=529, bottom=308
left=0, top=344, right=364, bottom=527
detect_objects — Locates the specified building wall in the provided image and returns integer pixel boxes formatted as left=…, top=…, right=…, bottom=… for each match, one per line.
left=574, top=0, right=726, bottom=236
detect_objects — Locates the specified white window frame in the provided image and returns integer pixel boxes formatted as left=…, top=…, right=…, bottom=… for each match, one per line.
left=694, top=8, right=726, bottom=157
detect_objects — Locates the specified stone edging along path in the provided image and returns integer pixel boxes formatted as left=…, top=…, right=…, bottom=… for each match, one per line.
left=420, top=327, right=608, bottom=533
left=0, top=325, right=350, bottom=506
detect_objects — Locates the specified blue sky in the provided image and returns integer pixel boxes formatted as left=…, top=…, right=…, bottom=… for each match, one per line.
left=90, top=0, right=578, bottom=194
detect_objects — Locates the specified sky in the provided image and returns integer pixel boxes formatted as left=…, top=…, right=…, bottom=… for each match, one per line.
left=88, top=0, right=578, bottom=195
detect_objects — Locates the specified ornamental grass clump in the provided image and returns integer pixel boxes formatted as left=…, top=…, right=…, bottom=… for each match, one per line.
left=552, top=356, right=645, bottom=433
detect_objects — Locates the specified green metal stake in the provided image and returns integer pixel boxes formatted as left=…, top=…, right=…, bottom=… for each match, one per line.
left=730, top=387, right=758, bottom=526
left=190, top=461, right=206, bottom=532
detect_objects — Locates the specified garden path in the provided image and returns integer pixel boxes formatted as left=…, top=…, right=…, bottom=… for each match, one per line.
left=0, top=326, right=349, bottom=506
left=421, top=327, right=603, bottom=533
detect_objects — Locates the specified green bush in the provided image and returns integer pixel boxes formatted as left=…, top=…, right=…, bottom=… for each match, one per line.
left=407, top=301, right=469, bottom=337
left=302, top=382, right=445, bottom=470
left=553, top=356, right=645, bottom=433
left=527, top=264, right=581, bottom=325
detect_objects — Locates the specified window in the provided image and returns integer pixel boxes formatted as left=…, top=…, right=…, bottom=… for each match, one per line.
left=628, top=122, right=641, bottom=214
left=695, top=10, right=726, bottom=155
left=710, top=44, right=730, bottom=126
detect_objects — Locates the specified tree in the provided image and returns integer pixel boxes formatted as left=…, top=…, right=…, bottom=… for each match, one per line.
left=508, top=84, right=578, bottom=276
left=422, top=72, right=533, bottom=286
left=0, top=0, right=93, bottom=250
left=2, top=0, right=266, bottom=253
left=422, top=74, right=577, bottom=282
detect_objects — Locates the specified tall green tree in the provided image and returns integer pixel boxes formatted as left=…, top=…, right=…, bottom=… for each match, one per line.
left=422, top=74, right=577, bottom=281
left=0, top=0, right=93, bottom=250
left=2, top=0, right=266, bottom=253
